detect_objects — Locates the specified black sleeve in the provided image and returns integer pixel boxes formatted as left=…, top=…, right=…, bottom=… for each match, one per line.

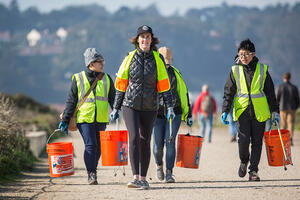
left=62, top=78, right=78, bottom=123
left=263, top=71, right=279, bottom=113
left=222, top=70, right=236, bottom=113
left=294, top=85, right=300, bottom=109
left=113, top=90, right=125, bottom=110
left=161, top=89, right=173, bottom=109
left=107, top=74, right=116, bottom=109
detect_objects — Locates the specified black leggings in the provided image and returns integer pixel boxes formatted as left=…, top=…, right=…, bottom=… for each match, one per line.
left=123, top=107, right=157, bottom=177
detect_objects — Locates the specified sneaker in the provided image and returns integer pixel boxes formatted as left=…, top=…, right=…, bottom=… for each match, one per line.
left=249, top=171, right=260, bottom=181
left=165, top=169, right=175, bottom=183
left=238, top=162, right=248, bottom=178
left=127, top=179, right=141, bottom=188
left=139, top=180, right=150, bottom=190
left=156, top=165, right=164, bottom=181
left=88, top=171, right=98, bottom=185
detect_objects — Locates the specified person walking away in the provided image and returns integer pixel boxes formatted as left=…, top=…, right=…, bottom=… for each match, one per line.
left=153, top=46, right=193, bottom=183
left=277, top=72, right=299, bottom=146
left=192, top=84, right=217, bottom=142
left=221, top=39, right=280, bottom=181
left=110, top=25, right=174, bottom=189
left=58, top=48, right=116, bottom=185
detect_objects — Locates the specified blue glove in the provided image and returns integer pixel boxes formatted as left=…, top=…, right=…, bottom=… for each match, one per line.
left=221, top=112, right=229, bottom=125
left=58, top=121, right=68, bottom=136
left=187, top=117, right=193, bottom=127
left=109, top=109, right=119, bottom=121
left=272, top=112, right=280, bottom=125
left=166, top=107, right=175, bottom=121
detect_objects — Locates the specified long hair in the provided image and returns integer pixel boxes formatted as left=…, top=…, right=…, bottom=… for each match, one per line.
left=130, top=36, right=160, bottom=51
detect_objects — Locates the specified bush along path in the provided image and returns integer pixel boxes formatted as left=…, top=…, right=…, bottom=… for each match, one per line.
left=0, top=95, right=38, bottom=184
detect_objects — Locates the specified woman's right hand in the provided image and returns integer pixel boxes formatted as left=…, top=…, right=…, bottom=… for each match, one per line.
left=109, top=109, right=119, bottom=121
left=58, top=121, right=69, bottom=135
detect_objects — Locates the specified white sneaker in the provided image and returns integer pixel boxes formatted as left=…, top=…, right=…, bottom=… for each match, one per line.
left=127, top=179, right=141, bottom=188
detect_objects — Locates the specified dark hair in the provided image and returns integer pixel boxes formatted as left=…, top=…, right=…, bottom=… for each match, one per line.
left=283, top=72, right=291, bottom=80
left=130, top=36, right=160, bottom=51
left=238, top=38, right=255, bottom=52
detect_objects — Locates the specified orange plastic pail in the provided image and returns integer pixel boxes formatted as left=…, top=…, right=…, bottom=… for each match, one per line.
left=176, top=134, right=203, bottom=169
left=100, top=130, right=128, bottom=166
left=47, top=142, right=74, bottom=177
left=264, top=129, right=292, bottom=166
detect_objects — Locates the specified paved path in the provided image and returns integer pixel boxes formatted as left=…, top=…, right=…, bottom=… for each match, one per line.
left=1, top=126, right=300, bottom=200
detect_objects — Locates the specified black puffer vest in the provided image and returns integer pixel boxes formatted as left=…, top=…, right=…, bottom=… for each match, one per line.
left=114, top=47, right=173, bottom=111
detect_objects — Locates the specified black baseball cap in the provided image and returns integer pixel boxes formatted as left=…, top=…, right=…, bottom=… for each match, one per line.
left=137, top=25, right=153, bottom=36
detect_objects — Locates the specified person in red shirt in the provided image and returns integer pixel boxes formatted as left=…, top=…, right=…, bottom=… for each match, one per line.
left=192, top=84, right=217, bottom=142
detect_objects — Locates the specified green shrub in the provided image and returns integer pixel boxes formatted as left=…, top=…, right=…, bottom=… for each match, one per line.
left=0, top=95, right=38, bottom=182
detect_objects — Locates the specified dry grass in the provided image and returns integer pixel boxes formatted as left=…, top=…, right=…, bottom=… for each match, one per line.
left=0, top=94, right=22, bottom=135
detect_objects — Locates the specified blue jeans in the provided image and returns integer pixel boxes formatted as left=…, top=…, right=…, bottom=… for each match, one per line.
left=198, top=113, right=213, bottom=141
left=228, top=111, right=237, bottom=137
left=77, top=122, right=106, bottom=172
left=153, top=115, right=181, bottom=170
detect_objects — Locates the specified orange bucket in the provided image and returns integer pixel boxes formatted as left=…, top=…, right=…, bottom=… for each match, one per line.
left=176, top=134, right=203, bottom=169
left=47, top=142, right=74, bottom=177
left=100, top=130, right=128, bottom=166
left=264, top=129, right=292, bottom=166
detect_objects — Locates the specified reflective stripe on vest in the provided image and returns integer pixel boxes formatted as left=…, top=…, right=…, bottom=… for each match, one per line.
left=73, top=71, right=110, bottom=123
left=171, top=66, right=189, bottom=122
left=232, top=62, right=270, bottom=122
left=115, top=50, right=170, bottom=93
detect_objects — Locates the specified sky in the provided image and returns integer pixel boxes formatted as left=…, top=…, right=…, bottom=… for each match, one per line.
left=0, top=0, right=300, bottom=16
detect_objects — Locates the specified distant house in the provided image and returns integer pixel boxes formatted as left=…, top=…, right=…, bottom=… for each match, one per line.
left=19, top=28, right=68, bottom=56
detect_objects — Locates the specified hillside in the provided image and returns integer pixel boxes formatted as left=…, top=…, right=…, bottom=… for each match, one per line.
left=0, top=1, right=300, bottom=104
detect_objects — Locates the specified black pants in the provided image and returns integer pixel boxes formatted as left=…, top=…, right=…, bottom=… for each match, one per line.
left=123, top=107, right=157, bottom=177
left=237, top=111, right=266, bottom=173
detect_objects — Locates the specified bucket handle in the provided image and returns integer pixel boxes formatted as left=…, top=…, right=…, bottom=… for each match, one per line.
left=108, top=118, right=119, bottom=131
left=116, top=118, right=119, bottom=130
left=46, top=129, right=63, bottom=144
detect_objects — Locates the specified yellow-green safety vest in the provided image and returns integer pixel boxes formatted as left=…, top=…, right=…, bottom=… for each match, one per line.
left=72, top=71, right=110, bottom=123
left=170, top=65, right=190, bottom=122
left=232, top=62, right=270, bottom=122
left=115, top=49, right=170, bottom=93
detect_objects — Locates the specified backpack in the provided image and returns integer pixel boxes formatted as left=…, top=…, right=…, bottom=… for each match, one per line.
left=201, top=95, right=213, bottom=113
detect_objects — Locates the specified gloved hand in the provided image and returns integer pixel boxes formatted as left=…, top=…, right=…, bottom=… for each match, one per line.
left=109, top=109, right=119, bottom=121
left=221, top=112, right=229, bottom=125
left=187, top=117, right=193, bottom=127
left=272, top=112, right=281, bottom=125
left=166, top=107, right=175, bottom=121
left=58, top=121, right=69, bottom=136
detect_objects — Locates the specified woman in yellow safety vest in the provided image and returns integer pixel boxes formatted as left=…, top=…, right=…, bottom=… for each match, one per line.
left=59, top=48, right=115, bottom=185
left=153, top=46, right=193, bottom=183
left=221, top=39, right=279, bottom=181
left=110, top=25, right=174, bottom=190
